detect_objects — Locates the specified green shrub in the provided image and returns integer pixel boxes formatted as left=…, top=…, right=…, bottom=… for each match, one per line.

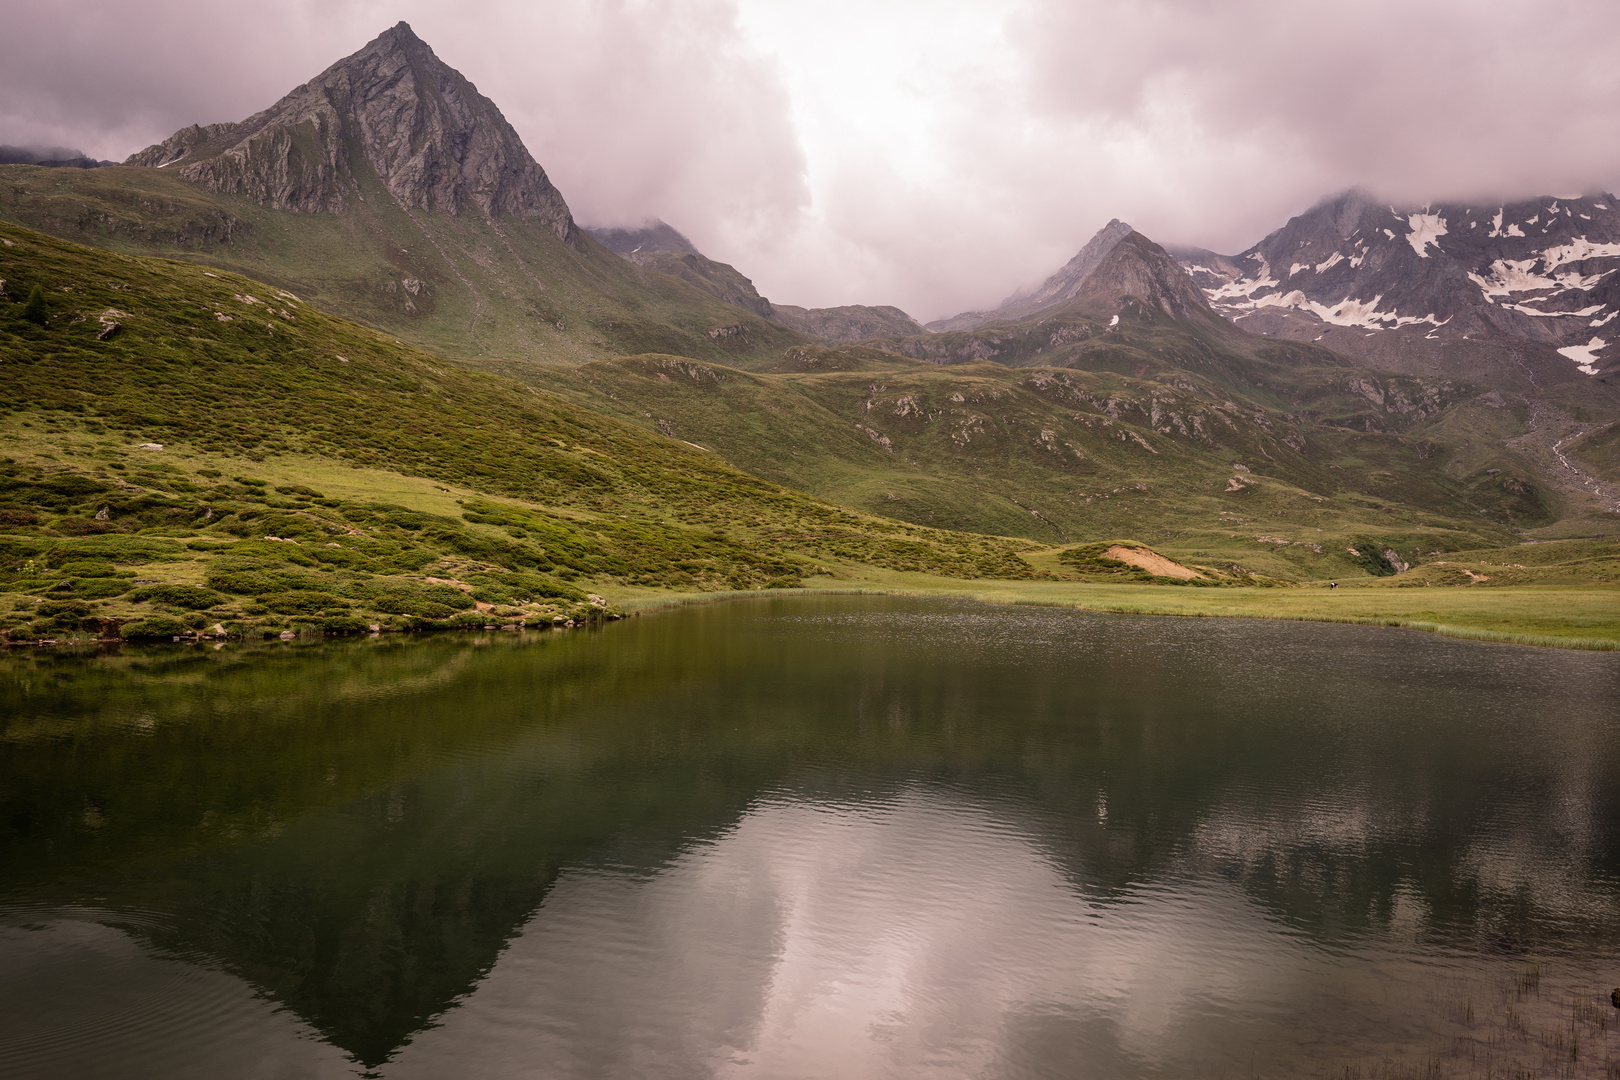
left=274, top=484, right=325, bottom=498
left=68, top=577, right=132, bottom=599
left=1347, top=539, right=1400, bottom=577
left=363, top=582, right=475, bottom=617
left=127, top=583, right=224, bottom=609
left=260, top=590, right=348, bottom=615
left=205, top=558, right=323, bottom=594
left=120, top=615, right=191, bottom=638
left=22, top=284, right=47, bottom=327
left=317, top=614, right=372, bottom=634
left=467, top=571, right=586, bottom=604
left=47, top=535, right=186, bottom=564
left=57, top=559, right=119, bottom=577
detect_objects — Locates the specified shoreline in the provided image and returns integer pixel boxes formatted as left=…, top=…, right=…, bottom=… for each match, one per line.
left=610, top=581, right=1620, bottom=652
left=5, top=581, right=1615, bottom=653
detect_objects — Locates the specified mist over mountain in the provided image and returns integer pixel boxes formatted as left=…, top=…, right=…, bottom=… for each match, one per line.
left=0, top=145, right=112, bottom=168
left=585, top=219, right=700, bottom=257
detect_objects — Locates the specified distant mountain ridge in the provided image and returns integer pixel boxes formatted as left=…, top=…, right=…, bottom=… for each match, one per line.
left=126, top=22, right=579, bottom=244
left=0, top=145, right=113, bottom=169
left=1177, top=190, right=1620, bottom=382
left=928, top=218, right=1137, bottom=332
left=583, top=219, right=926, bottom=341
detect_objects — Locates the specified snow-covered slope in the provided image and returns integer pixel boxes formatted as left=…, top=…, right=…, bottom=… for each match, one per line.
left=1180, top=191, right=1620, bottom=381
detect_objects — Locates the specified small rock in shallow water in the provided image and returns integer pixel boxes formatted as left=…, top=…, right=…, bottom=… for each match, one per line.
left=278, top=630, right=296, bottom=641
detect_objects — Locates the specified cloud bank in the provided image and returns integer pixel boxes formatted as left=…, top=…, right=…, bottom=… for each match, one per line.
left=4, top=0, right=1619, bottom=320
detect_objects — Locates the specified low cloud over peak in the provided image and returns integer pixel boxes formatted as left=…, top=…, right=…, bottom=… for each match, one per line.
left=4, top=0, right=1619, bottom=322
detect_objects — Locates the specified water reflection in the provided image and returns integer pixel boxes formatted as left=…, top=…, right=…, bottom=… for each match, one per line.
left=2, top=597, right=1618, bottom=1078
left=389, top=790, right=1316, bottom=1079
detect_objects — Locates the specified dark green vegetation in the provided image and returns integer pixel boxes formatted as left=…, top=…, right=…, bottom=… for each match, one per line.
left=0, top=163, right=803, bottom=367
left=0, top=220, right=1039, bottom=642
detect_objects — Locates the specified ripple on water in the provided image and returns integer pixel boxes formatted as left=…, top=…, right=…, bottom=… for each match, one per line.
left=0, top=916, right=355, bottom=1080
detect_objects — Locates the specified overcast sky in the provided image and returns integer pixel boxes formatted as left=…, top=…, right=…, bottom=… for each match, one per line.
left=5, top=0, right=1620, bottom=320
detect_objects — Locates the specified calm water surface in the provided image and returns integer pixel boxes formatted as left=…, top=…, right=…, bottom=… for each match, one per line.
left=3, top=596, right=1619, bottom=1079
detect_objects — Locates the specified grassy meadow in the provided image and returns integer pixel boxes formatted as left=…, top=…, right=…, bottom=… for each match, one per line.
left=1, top=218, right=1615, bottom=650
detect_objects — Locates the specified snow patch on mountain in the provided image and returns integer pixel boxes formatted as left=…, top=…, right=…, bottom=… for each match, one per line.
left=1469, top=259, right=1561, bottom=297
left=1248, top=289, right=1443, bottom=330
left=1539, top=238, right=1620, bottom=271
left=1558, top=337, right=1607, bottom=375
left=1406, top=213, right=1447, bottom=257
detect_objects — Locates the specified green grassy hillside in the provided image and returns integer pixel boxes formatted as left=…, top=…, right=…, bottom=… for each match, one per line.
left=515, top=344, right=1545, bottom=566
left=0, top=164, right=803, bottom=366
left=0, top=221, right=1041, bottom=643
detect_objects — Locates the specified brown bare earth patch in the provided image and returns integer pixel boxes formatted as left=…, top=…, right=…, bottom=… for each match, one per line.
left=1104, top=545, right=1203, bottom=580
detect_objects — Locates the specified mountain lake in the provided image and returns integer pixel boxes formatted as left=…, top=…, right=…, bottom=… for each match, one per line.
left=3, top=594, right=1619, bottom=1079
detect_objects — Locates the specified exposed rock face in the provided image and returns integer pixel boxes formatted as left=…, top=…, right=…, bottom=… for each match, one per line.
left=1070, top=231, right=1213, bottom=319
left=928, top=219, right=1137, bottom=332
left=1178, top=189, right=1620, bottom=379
left=126, top=22, right=578, bottom=245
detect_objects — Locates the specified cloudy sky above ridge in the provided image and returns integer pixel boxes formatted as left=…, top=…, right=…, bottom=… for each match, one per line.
left=5, top=0, right=1620, bottom=320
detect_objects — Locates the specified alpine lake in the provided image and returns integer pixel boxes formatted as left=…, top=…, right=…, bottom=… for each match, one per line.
left=3, top=594, right=1619, bottom=1079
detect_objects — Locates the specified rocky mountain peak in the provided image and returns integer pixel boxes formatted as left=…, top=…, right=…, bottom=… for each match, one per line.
left=926, top=220, right=1206, bottom=332
left=928, top=218, right=1150, bottom=332
left=126, top=22, right=578, bottom=245
left=1072, top=230, right=1213, bottom=320
left=1001, top=218, right=1137, bottom=311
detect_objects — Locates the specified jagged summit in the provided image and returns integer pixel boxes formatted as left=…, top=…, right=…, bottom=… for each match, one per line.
left=1069, top=230, right=1212, bottom=320
left=928, top=218, right=1141, bottom=332
left=126, top=22, right=578, bottom=244
left=927, top=221, right=1209, bottom=333
left=1000, top=218, right=1137, bottom=312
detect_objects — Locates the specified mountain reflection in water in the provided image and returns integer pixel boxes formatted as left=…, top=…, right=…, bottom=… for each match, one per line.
left=2, top=596, right=1618, bottom=1079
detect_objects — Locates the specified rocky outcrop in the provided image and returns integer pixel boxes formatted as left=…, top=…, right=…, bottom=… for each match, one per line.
left=125, top=22, right=579, bottom=245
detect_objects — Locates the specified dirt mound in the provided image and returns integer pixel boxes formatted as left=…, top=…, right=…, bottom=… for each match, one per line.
left=1104, top=545, right=1203, bottom=580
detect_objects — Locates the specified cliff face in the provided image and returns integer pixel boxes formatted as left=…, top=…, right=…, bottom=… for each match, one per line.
left=127, top=22, right=579, bottom=245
